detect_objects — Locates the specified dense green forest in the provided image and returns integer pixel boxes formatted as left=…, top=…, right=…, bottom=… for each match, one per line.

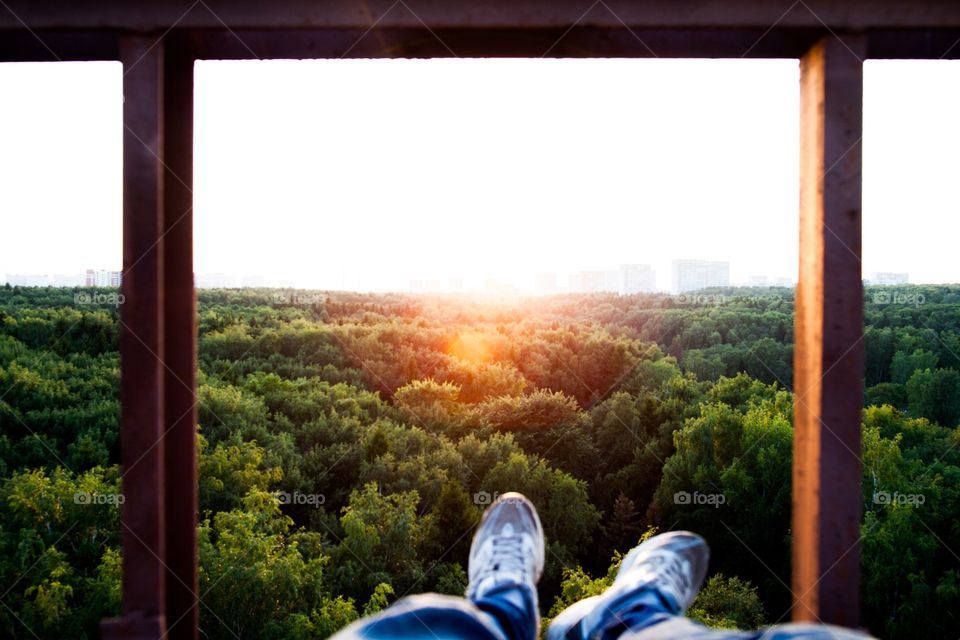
left=1, top=283, right=958, bottom=639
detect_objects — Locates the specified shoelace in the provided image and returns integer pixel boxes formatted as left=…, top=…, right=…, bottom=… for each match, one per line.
left=476, top=533, right=528, bottom=583
left=640, top=552, right=691, bottom=596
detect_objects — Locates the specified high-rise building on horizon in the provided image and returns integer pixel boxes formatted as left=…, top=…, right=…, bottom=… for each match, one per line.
left=621, top=264, right=656, bottom=294
left=578, top=270, right=607, bottom=293
left=871, top=272, right=909, bottom=285
left=672, top=259, right=730, bottom=293
left=86, top=269, right=122, bottom=287
left=567, top=265, right=656, bottom=294
left=603, top=270, right=621, bottom=292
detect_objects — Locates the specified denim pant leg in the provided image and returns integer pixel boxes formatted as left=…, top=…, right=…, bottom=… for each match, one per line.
left=549, top=588, right=756, bottom=640
left=330, top=586, right=539, bottom=640
left=596, top=590, right=759, bottom=640
left=551, top=587, right=874, bottom=640
left=620, top=620, right=875, bottom=640
left=595, top=591, right=875, bottom=640
left=472, top=582, right=540, bottom=640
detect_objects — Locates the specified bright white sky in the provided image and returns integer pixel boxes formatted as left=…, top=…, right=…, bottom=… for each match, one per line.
left=0, top=58, right=957, bottom=291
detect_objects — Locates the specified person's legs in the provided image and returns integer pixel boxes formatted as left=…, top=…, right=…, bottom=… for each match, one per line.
left=548, top=531, right=876, bottom=640
left=329, top=593, right=509, bottom=640
left=330, top=492, right=545, bottom=640
left=548, top=531, right=715, bottom=640
left=611, top=619, right=876, bottom=640
left=466, top=492, right=545, bottom=640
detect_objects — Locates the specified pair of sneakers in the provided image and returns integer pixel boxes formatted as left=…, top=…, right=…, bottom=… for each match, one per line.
left=467, top=492, right=708, bottom=640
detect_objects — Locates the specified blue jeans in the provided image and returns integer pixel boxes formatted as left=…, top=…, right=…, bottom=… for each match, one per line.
left=331, top=582, right=538, bottom=640
left=330, top=582, right=873, bottom=640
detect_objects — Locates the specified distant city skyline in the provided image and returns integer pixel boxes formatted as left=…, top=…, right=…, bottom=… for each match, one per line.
left=2, top=59, right=959, bottom=288
left=7, top=259, right=786, bottom=294
left=7, top=261, right=918, bottom=295
left=0, top=265, right=921, bottom=293
left=672, top=260, right=730, bottom=293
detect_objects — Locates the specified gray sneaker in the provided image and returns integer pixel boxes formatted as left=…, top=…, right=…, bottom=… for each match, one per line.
left=548, top=531, right=709, bottom=640
left=466, top=492, right=545, bottom=602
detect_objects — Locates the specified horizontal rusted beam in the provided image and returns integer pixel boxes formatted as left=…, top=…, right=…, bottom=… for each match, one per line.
left=865, top=29, right=960, bottom=58
left=186, top=26, right=823, bottom=59
left=188, top=26, right=960, bottom=59
left=3, top=0, right=960, bottom=31
left=2, top=27, right=959, bottom=62
left=0, top=31, right=118, bottom=61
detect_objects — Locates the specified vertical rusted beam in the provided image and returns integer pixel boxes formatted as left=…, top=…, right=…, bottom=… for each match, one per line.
left=162, top=34, right=198, bottom=640
left=793, top=34, right=865, bottom=627
left=103, top=35, right=168, bottom=639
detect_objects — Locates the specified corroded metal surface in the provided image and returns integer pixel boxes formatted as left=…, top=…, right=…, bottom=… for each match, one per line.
left=794, top=34, right=865, bottom=627
left=3, top=0, right=960, bottom=30
left=162, top=35, right=198, bottom=640
left=102, top=35, right=169, bottom=640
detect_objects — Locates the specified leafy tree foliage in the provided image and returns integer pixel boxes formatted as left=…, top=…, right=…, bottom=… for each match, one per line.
left=688, top=575, right=765, bottom=629
left=1, top=284, right=959, bottom=638
left=200, top=490, right=357, bottom=640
